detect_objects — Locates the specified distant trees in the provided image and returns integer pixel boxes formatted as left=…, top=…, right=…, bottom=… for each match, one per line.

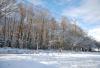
left=0, top=1, right=99, bottom=51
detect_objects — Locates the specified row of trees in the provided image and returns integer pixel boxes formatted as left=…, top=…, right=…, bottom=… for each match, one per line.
left=0, top=0, right=99, bottom=51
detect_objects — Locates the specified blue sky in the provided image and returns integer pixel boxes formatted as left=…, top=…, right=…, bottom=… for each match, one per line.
left=23, top=0, right=100, bottom=41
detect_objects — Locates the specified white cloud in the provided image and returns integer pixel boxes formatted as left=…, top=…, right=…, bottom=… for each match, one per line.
left=62, top=0, right=100, bottom=24
left=62, top=0, right=100, bottom=41
left=88, top=27, right=100, bottom=41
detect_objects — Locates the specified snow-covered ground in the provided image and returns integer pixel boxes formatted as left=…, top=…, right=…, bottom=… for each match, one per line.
left=0, top=48, right=100, bottom=68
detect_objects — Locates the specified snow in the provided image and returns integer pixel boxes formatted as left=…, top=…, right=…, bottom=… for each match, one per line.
left=0, top=58, right=56, bottom=68
left=0, top=48, right=100, bottom=68
left=0, top=48, right=34, bottom=54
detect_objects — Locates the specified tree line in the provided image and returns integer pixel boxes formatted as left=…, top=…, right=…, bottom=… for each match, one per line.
left=0, top=0, right=100, bottom=51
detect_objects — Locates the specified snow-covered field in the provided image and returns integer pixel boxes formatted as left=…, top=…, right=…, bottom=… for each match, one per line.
left=0, top=48, right=100, bottom=68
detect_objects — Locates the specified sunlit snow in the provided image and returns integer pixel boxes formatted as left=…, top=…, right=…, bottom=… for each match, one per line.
left=0, top=48, right=100, bottom=68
